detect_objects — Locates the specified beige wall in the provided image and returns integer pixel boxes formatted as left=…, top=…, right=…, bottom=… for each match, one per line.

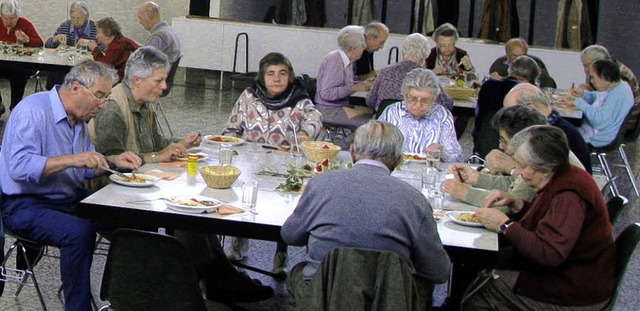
left=19, top=0, right=188, bottom=46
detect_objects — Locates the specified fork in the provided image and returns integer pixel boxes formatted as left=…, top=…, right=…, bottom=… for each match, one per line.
left=102, top=166, right=128, bottom=179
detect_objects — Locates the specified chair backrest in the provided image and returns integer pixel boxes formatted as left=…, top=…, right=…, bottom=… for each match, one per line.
left=606, top=196, right=628, bottom=224
left=591, top=104, right=636, bottom=152
left=161, top=56, right=182, bottom=98
left=100, top=229, right=208, bottom=311
left=623, top=96, right=640, bottom=142
left=296, top=247, right=431, bottom=311
left=603, top=223, right=640, bottom=310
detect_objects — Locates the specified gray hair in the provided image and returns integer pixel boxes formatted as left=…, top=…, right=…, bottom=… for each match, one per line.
left=401, top=68, right=440, bottom=98
left=432, top=23, right=459, bottom=42
left=364, top=22, right=388, bottom=38
left=505, top=38, right=528, bottom=54
left=70, top=1, right=89, bottom=18
left=507, top=125, right=569, bottom=173
left=337, top=25, right=366, bottom=52
left=123, top=46, right=170, bottom=88
left=511, top=83, right=551, bottom=109
left=0, top=0, right=20, bottom=16
left=492, top=105, right=547, bottom=137
left=96, top=17, right=122, bottom=36
left=62, top=60, right=118, bottom=89
left=402, top=33, right=431, bottom=62
left=508, top=55, right=540, bottom=84
left=581, top=45, right=611, bottom=62
left=353, top=120, right=404, bottom=167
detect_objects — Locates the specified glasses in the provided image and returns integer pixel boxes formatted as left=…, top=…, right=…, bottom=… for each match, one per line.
left=405, top=95, right=434, bottom=107
left=82, top=85, right=109, bottom=102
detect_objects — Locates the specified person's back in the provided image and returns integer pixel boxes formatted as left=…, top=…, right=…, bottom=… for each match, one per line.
left=137, top=1, right=181, bottom=63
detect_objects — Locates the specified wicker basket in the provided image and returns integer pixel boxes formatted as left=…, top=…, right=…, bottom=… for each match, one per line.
left=444, top=86, right=477, bottom=100
left=199, top=165, right=241, bottom=189
left=301, top=141, right=341, bottom=162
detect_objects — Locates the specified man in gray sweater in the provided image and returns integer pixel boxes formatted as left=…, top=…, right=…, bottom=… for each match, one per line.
left=282, top=120, right=451, bottom=304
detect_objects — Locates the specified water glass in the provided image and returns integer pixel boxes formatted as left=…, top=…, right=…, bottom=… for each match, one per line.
left=219, top=143, right=233, bottom=166
left=422, top=167, right=439, bottom=192
left=241, top=180, right=258, bottom=211
left=429, top=189, right=444, bottom=210
left=289, top=136, right=303, bottom=158
left=426, top=149, right=441, bottom=169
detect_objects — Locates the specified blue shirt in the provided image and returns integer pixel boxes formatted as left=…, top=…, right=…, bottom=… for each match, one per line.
left=378, top=101, right=463, bottom=162
left=0, top=87, right=95, bottom=200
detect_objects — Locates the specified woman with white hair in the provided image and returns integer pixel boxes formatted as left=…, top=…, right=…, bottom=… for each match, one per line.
left=315, top=25, right=373, bottom=128
left=578, top=44, right=639, bottom=98
left=45, top=1, right=96, bottom=49
left=367, top=33, right=453, bottom=116
left=425, top=23, right=474, bottom=75
left=378, top=68, right=463, bottom=162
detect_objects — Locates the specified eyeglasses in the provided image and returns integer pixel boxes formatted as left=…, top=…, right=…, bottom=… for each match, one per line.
left=82, top=85, right=109, bottom=102
left=405, top=95, right=434, bottom=107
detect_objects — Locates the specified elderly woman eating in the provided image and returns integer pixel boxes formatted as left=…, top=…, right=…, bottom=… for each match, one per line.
left=567, top=59, right=634, bottom=147
left=222, top=52, right=322, bottom=147
left=425, top=23, right=474, bottom=76
left=378, top=68, right=463, bottom=162
left=223, top=52, right=322, bottom=276
left=88, top=17, right=140, bottom=81
left=314, top=25, right=373, bottom=128
left=463, top=125, right=616, bottom=310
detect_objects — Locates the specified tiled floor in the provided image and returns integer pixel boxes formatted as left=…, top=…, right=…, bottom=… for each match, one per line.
left=1, top=69, right=640, bottom=310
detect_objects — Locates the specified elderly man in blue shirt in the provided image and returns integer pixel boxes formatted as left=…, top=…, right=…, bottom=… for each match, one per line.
left=378, top=68, right=463, bottom=162
left=0, top=60, right=141, bottom=311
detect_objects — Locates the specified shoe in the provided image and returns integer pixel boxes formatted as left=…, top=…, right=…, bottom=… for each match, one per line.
left=225, top=237, right=249, bottom=262
left=272, top=251, right=288, bottom=276
left=206, top=271, right=274, bottom=303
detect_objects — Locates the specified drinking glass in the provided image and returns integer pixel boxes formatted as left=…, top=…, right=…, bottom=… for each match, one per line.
left=426, top=149, right=441, bottom=169
left=421, top=167, right=439, bottom=194
left=219, top=143, right=233, bottom=166
left=289, top=133, right=303, bottom=158
left=429, top=189, right=444, bottom=210
left=241, top=179, right=258, bottom=211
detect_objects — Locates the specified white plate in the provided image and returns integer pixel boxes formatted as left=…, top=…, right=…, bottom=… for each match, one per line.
left=109, top=173, right=160, bottom=187
left=164, top=195, right=222, bottom=214
left=203, top=135, right=246, bottom=146
left=446, top=211, right=484, bottom=228
left=403, top=153, right=427, bottom=163
left=175, top=152, right=209, bottom=162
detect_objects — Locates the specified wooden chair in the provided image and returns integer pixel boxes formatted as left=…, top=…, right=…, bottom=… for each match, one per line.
left=98, top=229, right=230, bottom=311
left=602, top=223, right=640, bottom=310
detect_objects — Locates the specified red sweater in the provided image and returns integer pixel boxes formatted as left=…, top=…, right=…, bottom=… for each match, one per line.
left=506, top=164, right=616, bottom=306
left=92, top=34, right=140, bottom=82
left=0, top=17, right=43, bottom=47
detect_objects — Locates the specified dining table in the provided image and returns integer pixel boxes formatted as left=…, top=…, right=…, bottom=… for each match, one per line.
left=0, top=46, right=92, bottom=72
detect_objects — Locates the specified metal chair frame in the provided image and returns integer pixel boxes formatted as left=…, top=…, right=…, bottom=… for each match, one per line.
left=1, top=231, right=48, bottom=311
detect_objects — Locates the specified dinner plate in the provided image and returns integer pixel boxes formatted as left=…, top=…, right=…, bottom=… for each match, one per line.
left=203, top=135, right=246, bottom=146
left=164, top=195, right=222, bottom=214
left=403, top=153, right=427, bottom=163
left=446, top=211, right=484, bottom=228
left=109, top=173, right=160, bottom=187
left=175, top=152, right=209, bottom=162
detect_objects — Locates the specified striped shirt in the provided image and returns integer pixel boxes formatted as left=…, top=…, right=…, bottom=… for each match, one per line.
left=45, top=20, right=97, bottom=48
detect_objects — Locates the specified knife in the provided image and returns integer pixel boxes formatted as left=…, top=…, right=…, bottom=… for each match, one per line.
left=102, top=166, right=129, bottom=179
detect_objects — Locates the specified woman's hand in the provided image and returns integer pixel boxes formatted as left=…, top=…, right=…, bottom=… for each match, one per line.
left=352, top=81, right=371, bottom=92
left=485, top=150, right=516, bottom=175
left=180, top=132, right=202, bottom=149
left=441, top=179, right=469, bottom=200
left=570, top=87, right=584, bottom=97
left=433, top=66, right=446, bottom=75
left=475, top=208, right=510, bottom=232
left=484, top=189, right=524, bottom=213
left=459, top=55, right=473, bottom=70
left=448, top=164, right=479, bottom=185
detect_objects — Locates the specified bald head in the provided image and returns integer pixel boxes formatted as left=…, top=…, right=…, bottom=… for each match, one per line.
left=137, top=1, right=160, bottom=31
left=503, top=83, right=552, bottom=116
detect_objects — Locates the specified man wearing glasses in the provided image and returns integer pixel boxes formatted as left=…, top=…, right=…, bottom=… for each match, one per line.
left=0, top=60, right=142, bottom=310
left=378, top=68, right=463, bottom=163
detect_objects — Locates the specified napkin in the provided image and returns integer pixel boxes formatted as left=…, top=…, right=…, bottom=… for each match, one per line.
left=160, top=161, right=187, bottom=169
left=218, top=204, right=244, bottom=216
left=143, top=169, right=181, bottom=181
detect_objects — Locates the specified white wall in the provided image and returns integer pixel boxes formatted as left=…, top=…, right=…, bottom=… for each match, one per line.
left=20, top=0, right=188, bottom=46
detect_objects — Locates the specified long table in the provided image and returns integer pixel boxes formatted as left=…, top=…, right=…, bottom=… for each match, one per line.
left=0, top=47, right=92, bottom=72
left=79, top=143, right=498, bottom=259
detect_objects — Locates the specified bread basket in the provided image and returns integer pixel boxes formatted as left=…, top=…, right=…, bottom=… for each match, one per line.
left=199, top=165, right=241, bottom=189
left=444, top=86, right=477, bottom=100
left=300, top=141, right=341, bottom=162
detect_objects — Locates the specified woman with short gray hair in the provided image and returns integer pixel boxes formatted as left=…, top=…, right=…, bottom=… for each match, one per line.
left=90, top=17, right=140, bottom=82
left=578, top=44, right=639, bottom=98
left=315, top=25, right=373, bottom=130
left=367, top=33, right=454, bottom=116
left=465, top=124, right=615, bottom=310
left=46, top=1, right=97, bottom=49
left=426, top=22, right=474, bottom=75
left=378, top=68, right=463, bottom=162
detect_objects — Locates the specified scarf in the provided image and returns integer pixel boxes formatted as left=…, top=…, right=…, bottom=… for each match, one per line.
left=250, top=76, right=310, bottom=111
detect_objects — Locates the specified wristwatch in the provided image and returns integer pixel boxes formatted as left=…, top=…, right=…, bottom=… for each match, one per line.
left=499, top=219, right=514, bottom=235
left=151, top=152, right=157, bottom=163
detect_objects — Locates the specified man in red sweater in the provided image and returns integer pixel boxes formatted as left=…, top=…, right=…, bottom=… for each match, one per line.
left=0, top=0, right=43, bottom=114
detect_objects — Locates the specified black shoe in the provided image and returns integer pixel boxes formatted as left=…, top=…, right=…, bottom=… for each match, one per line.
left=206, top=271, right=274, bottom=303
